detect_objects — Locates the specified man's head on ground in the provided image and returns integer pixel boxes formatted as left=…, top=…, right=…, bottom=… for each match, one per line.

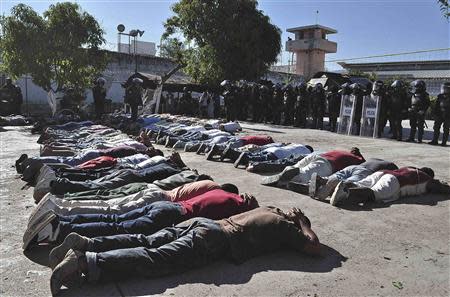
left=419, top=167, right=434, bottom=178
left=350, top=147, right=362, bottom=157
left=240, top=193, right=259, bottom=209
left=286, top=207, right=311, bottom=229
left=146, top=147, right=164, bottom=157
left=220, top=183, right=239, bottom=194
left=305, top=145, right=314, bottom=153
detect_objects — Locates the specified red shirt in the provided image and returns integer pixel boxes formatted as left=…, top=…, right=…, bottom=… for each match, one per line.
left=240, top=135, right=274, bottom=146
left=179, top=189, right=251, bottom=220
left=76, top=156, right=117, bottom=170
left=321, top=150, right=365, bottom=172
left=382, top=167, right=432, bottom=187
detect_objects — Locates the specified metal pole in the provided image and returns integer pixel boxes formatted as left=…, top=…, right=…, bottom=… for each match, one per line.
left=134, top=36, right=138, bottom=73
left=25, top=76, right=29, bottom=115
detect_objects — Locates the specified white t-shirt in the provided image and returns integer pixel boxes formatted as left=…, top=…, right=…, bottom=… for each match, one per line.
left=264, top=144, right=311, bottom=159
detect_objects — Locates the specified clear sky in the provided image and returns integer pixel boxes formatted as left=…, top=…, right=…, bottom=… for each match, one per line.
left=1, top=0, right=449, bottom=70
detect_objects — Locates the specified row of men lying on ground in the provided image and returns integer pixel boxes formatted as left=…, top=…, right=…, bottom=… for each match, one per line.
left=148, top=123, right=450, bottom=206
left=18, top=120, right=321, bottom=296
left=20, top=149, right=450, bottom=295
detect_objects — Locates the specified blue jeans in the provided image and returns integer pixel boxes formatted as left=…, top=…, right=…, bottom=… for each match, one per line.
left=58, top=201, right=185, bottom=240
left=86, top=218, right=229, bottom=282
left=331, top=165, right=372, bottom=183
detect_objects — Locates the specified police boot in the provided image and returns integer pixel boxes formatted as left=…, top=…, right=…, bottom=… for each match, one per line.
left=417, top=128, right=424, bottom=143
left=429, top=130, right=440, bottom=145
left=441, top=132, right=448, bottom=147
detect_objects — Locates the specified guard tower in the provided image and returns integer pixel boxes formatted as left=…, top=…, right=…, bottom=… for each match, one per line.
left=286, top=25, right=337, bottom=79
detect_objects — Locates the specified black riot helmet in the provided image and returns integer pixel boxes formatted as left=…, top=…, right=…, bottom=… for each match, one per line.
left=5, top=77, right=12, bottom=85
left=391, top=80, right=404, bottom=90
left=298, top=82, right=307, bottom=92
left=372, top=80, right=384, bottom=95
left=411, top=80, right=426, bottom=94
left=341, top=82, right=352, bottom=95
left=441, top=82, right=450, bottom=95
left=350, top=83, right=362, bottom=95
left=330, top=85, right=339, bottom=93
left=315, top=83, right=324, bottom=91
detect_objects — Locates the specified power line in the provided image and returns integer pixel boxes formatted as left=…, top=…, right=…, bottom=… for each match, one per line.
left=326, top=48, right=450, bottom=63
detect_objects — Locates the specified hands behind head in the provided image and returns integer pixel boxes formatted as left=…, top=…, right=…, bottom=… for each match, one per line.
left=240, top=193, right=259, bottom=208
left=287, top=207, right=311, bottom=228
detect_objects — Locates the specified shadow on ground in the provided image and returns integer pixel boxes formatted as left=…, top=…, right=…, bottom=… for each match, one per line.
left=30, top=244, right=346, bottom=297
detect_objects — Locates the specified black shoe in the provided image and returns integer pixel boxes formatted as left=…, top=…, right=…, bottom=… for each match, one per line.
left=234, top=152, right=248, bottom=168
left=441, top=142, right=448, bottom=147
left=196, top=143, right=206, bottom=155
left=405, top=138, right=415, bottom=142
left=287, top=181, right=309, bottom=195
left=206, top=144, right=219, bottom=161
left=220, top=145, right=233, bottom=162
left=428, top=141, right=438, bottom=145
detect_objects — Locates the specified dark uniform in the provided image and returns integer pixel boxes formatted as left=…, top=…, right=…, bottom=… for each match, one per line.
left=224, top=86, right=237, bottom=121
left=429, top=83, right=450, bottom=146
left=387, top=80, right=409, bottom=141
left=1, top=79, right=23, bottom=115
left=351, top=83, right=364, bottom=135
left=282, top=85, right=296, bottom=126
left=125, top=79, right=143, bottom=121
left=372, top=81, right=388, bottom=138
left=294, top=83, right=309, bottom=128
left=92, top=78, right=107, bottom=119
left=310, top=83, right=326, bottom=129
left=327, top=85, right=341, bottom=132
left=272, top=85, right=283, bottom=125
left=251, top=85, right=261, bottom=122
left=260, top=85, right=273, bottom=123
left=406, top=80, right=430, bottom=143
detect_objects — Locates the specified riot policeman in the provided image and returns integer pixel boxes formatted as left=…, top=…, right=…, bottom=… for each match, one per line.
left=294, top=83, right=309, bottom=128
left=387, top=80, right=409, bottom=141
left=429, top=82, right=450, bottom=146
left=406, top=80, right=430, bottom=143
left=327, top=85, right=341, bottom=132
left=282, top=85, right=296, bottom=125
left=2, top=78, right=23, bottom=115
left=251, top=84, right=261, bottom=122
left=310, top=83, right=326, bottom=129
left=350, top=83, right=364, bottom=135
left=125, top=78, right=143, bottom=121
left=259, top=85, right=271, bottom=123
left=372, top=80, right=388, bottom=138
left=222, top=80, right=237, bottom=121
left=272, top=84, right=283, bottom=125
left=92, top=77, right=107, bottom=119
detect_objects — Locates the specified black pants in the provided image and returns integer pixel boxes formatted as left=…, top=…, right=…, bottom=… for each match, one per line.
left=249, top=155, right=305, bottom=173
left=409, top=112, right=426, bottom=141
left=432, top=117, right=450, bottom=144
left=329, top=112, right=339, bottom=132
left=51, top=164, right=180, bottom=194
left=390, top=116, right=403, bottom=140
left=86, top=218, right=229, bottom=282
left=131, top=104, right=139, bottom=121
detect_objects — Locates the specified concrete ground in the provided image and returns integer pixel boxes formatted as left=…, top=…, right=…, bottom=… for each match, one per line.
left=0, top=122, right=449, bottom=297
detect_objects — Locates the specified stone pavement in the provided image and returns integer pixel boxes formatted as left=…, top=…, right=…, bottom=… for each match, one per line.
left=0, top=123, right=448, bottom=297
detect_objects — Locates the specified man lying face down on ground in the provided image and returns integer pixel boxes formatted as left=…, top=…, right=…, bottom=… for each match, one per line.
left=23, top=185, right=259, bottom=250
left=328, top=166, right=450, bottom=207
left=308, top=158, right=398, bottom=201
left=28, top=179, right=233, bottom=226
left=48, top=206, right=321, bottom=296
left=262, top=147, right=365, bottom=194
left=31, top=151, right=187, bottom=203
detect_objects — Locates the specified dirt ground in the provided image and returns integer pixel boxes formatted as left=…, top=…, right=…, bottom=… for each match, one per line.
left=0, top=122, right=449, bottom=297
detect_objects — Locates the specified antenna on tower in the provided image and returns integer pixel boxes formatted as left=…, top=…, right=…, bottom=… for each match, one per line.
left=316, top=10, right=319, bottom=24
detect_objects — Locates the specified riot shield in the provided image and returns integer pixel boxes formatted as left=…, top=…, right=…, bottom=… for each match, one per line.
left=337, top=94, right=354, bottom=135
left=359, top=94, right=380, bottom=138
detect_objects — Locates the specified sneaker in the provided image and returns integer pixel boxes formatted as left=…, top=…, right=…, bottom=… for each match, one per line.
left=206, top=144, right=219, bottom=161
left=22, top=211, right=58, bottom=250
left=50, top=249, right=85, bottom=296
left=315, top=178, right=340, bottom=201
left=329, top=181, right=350, bottom=206
left=234, top=152, right=248, bottom=168
left=261, top=174, right=282, bottom=186
left=28, top=194, right=58, bottom=227
left=196, top=143, right=206, bottom=154
left=308, top=172, right=327, bottom=199
left=49, top=233, right=91, bottom=269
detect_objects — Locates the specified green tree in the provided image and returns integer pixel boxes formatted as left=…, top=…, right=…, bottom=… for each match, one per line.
left=163, top=0, right=281, bottom=85
left=438, top=0, right=449, bottom=18
left=0, top=3, right=107, bottom=92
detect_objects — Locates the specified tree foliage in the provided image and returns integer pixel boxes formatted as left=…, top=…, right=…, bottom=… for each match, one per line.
left=163, top=0, right=281, bottom=85
left=438, top=0, right=449, bottom=18
left=0, top=3, right=107, bottom=92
